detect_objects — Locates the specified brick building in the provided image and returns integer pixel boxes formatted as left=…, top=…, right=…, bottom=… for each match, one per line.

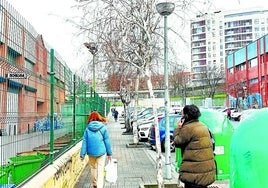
left=0, top=0, right=70, bottom=135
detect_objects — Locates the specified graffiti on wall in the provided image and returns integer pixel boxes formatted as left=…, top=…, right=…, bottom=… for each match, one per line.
left=229, top=93, right=262, bottom=109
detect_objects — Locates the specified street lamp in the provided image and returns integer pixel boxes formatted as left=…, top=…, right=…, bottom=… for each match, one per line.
left=156, top=2, right=175, bottom=180
left=84, top=42, right=98, bottom=92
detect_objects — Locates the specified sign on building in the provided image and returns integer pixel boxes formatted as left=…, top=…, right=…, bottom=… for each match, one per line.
left=6, top=72, right=27, bottom=79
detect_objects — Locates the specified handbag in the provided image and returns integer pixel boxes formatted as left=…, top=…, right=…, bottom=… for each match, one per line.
left=105, top=159, right=117, bottom=183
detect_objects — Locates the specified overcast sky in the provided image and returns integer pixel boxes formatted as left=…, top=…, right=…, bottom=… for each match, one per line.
left=7, top=0, right=268, bottom=72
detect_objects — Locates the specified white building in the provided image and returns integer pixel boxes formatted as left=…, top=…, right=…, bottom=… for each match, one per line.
left=191, top=7, right=268, bottom=85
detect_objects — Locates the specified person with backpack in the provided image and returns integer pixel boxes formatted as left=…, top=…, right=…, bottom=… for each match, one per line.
left=80, top=111, right=113, bottom=188
left=173, top=104, right=216, bottom=188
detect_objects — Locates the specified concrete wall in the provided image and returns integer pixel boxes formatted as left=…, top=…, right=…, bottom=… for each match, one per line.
left=21, top=141, right=87, bottom=188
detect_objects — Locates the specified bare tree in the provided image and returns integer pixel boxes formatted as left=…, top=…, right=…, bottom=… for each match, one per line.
left=169, top=63, right=191, bottom=105
left=70, top=0, right=214, bottom=186
left=201, top=64, right=225, bottom=98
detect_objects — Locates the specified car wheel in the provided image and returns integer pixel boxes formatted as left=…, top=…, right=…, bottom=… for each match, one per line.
left=170, top=136, right=175, bottom=152
left=161, top=140, right=165, bottom=152
left=161, top=136, right=175, bottom=152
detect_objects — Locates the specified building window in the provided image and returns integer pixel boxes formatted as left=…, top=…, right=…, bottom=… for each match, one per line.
left=249, top=58, right=257, bottom=68
left=236, top=63, right=246, bottom=71
left=249, top=78, right=258, bottom=84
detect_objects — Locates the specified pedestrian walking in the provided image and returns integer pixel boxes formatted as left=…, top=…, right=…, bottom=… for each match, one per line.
left=173, top=104, right=216, bottom=188
left=227, top=108, right=231, bottom=119
left=113, top=109, right=119, bottom=122
left=80, top=111, right=113, bottom=188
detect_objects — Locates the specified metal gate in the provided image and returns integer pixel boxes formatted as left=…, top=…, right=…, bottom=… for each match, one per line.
left=6, top=87, right=19, bottom=136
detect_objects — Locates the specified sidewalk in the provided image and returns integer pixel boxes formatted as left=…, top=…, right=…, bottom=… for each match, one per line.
left=74, top=119, right=179, bottom=188
left=74, top=118, right=229, bottom=188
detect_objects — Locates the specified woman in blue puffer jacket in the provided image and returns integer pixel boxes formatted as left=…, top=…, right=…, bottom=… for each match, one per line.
left=80, top=111, right=112, bottom=188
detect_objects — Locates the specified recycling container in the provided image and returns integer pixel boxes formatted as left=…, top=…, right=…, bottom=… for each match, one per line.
left=230, top=108, right=268, bottom=188
left=0, top=165, right=10, bottom=184
left=9, top=153, right=46, bottom=185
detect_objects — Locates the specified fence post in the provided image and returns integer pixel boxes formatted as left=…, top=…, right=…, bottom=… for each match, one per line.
left=49, top=49, right=55, bottom=164
left=73, top=74, right=76, bottom=140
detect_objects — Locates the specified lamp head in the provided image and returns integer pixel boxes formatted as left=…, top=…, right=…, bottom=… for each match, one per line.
left=156, top=2, right=175, bottom=16
left=84, top=42, right=98, bottom=55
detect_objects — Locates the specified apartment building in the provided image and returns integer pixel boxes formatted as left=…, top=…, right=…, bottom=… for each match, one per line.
left=191, top=7, right=268, bottom=85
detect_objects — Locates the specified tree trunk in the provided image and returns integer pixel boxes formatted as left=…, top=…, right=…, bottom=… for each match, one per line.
left=132, top=73, right=140, bottom=144
left=145, top=68, right=164, bottom=188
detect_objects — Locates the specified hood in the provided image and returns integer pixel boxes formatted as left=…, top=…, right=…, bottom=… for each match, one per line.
left=87, top=121, right=105, bottom=132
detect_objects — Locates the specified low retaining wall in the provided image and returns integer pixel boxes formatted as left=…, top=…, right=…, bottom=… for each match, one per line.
left=21, top=141, right=87, bottom=188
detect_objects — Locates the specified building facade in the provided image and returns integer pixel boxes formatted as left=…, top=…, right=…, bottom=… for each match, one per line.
left=191, top=7, right=268, bottom=85
left=226, top=34, right=268, bottom=108
left=0, top=0, right=72, bottom=135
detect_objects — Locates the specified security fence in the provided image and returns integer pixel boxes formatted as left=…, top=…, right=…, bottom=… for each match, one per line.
left=0, top=0, right=110, bottom=186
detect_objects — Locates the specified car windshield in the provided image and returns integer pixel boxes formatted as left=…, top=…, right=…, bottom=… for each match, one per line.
left=159, top=115, right=181, bottom=128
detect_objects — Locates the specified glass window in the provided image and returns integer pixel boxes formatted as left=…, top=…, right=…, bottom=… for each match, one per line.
left=249, top=58, right=257, bottom=68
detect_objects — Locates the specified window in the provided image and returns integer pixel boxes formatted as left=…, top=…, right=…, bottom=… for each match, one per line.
left=249, top=78, right=258, bottom=84
left=25, top=59, right=34, bottom=72
left=249, top=58, right=257, bottom=68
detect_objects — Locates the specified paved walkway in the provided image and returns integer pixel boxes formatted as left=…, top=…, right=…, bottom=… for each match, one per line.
left=74, top=119, right=229, bottom=188
left=74, top=119, right=179, bottom=188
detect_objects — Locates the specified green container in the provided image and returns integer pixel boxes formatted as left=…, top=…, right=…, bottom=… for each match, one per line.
left=0, top=165, right=10, bottom=184
left=230, top=108, right=268, bottom=188
left=175, top=109, right=234, bottom=180
left=9, top=153, right=46, bottom=185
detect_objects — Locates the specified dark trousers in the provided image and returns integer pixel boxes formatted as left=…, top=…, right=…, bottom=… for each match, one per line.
left=184, top=183, right=208, bottom=188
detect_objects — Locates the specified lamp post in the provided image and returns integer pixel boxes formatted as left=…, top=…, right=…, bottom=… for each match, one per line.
left=156, top=2, right=175, bottom=180
left=84, top=42, right=98, bottom=92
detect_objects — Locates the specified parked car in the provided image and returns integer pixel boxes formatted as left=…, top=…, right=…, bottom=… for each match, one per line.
left=137, top=113, right=164, bottom=141
left=148, top=114, right=182, bottom=152
left=231, top=109, right=242, bottom=121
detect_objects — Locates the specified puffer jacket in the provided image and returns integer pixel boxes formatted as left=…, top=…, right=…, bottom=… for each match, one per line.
left=80, top=121, right=112, bottom=158
left=173, top=120, right=216, bottom=186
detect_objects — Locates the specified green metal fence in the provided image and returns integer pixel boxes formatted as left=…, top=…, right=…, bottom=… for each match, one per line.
left=0, top=0, right=110, bottom=185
